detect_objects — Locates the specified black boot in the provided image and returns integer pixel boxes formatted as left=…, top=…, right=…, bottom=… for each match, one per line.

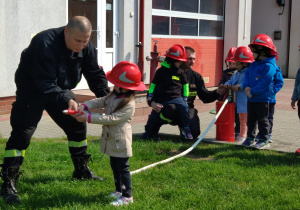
left=71, top=154, right=103, bottom=181
left=0, top=165, right=22, bottom=204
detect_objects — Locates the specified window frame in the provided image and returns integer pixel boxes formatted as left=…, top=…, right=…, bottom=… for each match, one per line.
left=152, top=0, right=224, bottom=39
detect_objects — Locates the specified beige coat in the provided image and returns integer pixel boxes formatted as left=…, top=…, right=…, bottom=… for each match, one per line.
left=83, top=94, right=135, bottom=158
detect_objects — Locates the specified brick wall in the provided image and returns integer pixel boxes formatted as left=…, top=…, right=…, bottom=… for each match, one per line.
left=0, top=96, right=16, bottom=115
left=151, top=38, right=224, bottom=87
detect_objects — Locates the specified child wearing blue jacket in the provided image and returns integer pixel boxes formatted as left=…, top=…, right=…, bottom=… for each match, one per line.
left=223, top=46, right=254, bottom=144
left=256, top=62, right=284, bottom=143
left=242, top=34, right=278, bottom=149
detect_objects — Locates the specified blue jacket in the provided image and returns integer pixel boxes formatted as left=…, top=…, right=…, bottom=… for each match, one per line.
left=225, top=68, right=247, bottom=113
left=242, top=56, right=277, bottom=102
left=269, top=65, right=284, bottom=103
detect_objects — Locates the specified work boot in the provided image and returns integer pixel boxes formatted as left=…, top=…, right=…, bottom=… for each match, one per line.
left=0, top=165, right=22, bottom=204
left=71, top=154, right=103, bottom=181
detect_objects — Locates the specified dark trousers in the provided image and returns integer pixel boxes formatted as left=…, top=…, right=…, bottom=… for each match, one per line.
left=145, top=107, right=200, bottom=139
left=298, top=99, right=300, bottom=119
left=110, top=157, right=132, bottom=198
left=4, top=88, right=87, bottom=167
left=268, top=103, right=275, bottom=134
left=247, top=101, right=269, bottom=141
left=161, top=98, right=190, bottom=128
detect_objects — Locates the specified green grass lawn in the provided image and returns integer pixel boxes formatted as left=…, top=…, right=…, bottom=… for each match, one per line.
left=0, top=135, right=300, bottom=209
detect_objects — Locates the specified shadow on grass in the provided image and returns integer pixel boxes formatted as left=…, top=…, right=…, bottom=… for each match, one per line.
left=134, top=133, right=300, bottom=168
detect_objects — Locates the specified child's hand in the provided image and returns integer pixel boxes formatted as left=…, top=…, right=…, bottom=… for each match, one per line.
left=147, top=96, right=152, bottom=102
left=245, top=88, right=252, bottom=98
left=76, top=111, right=88, bottom=122
left=232, top=85, right=240, bottom=91
left=291, top=100, right=297, bottom=109
left=77, top=105, right=86, bottom=113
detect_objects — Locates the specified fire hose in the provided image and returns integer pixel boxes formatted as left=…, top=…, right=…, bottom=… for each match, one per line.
left=130, top=97, right=231, bottom=175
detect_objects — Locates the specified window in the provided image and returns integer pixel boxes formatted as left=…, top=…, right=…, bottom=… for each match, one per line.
left=171, top=0, right=198, bottom=13
left=152, top=0, right=224, bottom=38
left=152, top=0, right=170, bottom=10
left=199, top=20, right=223, bottom=37
left=171, top=17, right=198, bottom=36
left=200, top=0, right=223, bottom=15
left=152, top=16, right=169, bottom=35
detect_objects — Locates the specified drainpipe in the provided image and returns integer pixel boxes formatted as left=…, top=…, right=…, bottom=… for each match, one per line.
left=138, top=0, right=145, bottom=81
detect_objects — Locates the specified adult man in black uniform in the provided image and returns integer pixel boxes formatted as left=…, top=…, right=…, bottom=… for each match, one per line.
left=0, top=16, right=110, bottom=204
left=142, top=46, right=225, bottom=139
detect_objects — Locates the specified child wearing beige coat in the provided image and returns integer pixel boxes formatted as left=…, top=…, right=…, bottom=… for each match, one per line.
left=74, top=61, right=145, bottom=206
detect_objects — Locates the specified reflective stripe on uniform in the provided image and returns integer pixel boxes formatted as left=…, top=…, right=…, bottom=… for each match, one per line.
left=189, top=91, right=197, bottom=97
left=4, top=150, right=26, bottom=158
left=172, top=76, right=180, bottom=81
left=183, top=83, right=189, bottom=97
left=68, top=139, right=88, bottom=148
left=160, top=113, right=172, bottom=123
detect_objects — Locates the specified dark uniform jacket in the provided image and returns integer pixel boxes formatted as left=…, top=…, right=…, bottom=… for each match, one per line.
left=15, top=26, right=109, bottom=106
left=185, top=68, right=219, bottom=108
left=150, top=65, right=188, bottom=103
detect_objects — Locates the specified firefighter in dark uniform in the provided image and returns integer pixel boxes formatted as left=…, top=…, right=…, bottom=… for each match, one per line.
left=0, top=16, right=110, bottom=204
left=142, top=46, right=225, bottom=139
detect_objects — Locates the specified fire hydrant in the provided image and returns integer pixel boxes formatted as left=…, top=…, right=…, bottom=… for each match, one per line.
left=146, top=40, right=164, bottom=83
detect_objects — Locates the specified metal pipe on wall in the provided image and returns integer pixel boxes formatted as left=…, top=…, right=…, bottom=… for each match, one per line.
left=138, top=0, right=145, bottom=81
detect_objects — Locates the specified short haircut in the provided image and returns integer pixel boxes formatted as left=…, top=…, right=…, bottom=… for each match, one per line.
left=66, top=16, right=92, bottom=33
left=185, top=46, right=195, bottom=54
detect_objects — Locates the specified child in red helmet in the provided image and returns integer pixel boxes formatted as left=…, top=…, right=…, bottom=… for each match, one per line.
left=223, top=46, right=254, bottom=144
left=145, top=44, right=193, bottom=139
left=74, top=61, right=145, bottom=206
left=242, top=34, right=278, bottom=149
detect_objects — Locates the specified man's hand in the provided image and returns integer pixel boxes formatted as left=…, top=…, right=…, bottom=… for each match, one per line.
left=151, top=101, right=164, bottom=113
left=224, top=84, right=232, bottom=89
left=217, top=85, right=226, bottom=95
left=68, top=99, right=78, bottom=110
left=291, top=100, right=297, bottom=109
left=68, top=99, right=80, bottom=117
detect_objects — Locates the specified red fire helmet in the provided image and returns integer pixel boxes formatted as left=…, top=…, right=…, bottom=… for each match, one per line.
left=233, top=46, right=255, bottom=63
left=106, top=61, right=146, bottom=91
left=225, top=47, right=237, bottom=63
left=164, top=44, right=187, bottom=62
left=248, top=34, right=277, bottom=54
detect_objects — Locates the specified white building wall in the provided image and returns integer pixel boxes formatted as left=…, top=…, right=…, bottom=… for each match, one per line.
left=251, top=0, right=290, bottom=76
left=143, top=0, right=152, bottom=85
left=223, top=0, right=252, bottom=70
left=117, top=0, right=138, bottom=63
left=0, top=0, right=66, bottom=97
left=288, top=0, right=300, bottom=78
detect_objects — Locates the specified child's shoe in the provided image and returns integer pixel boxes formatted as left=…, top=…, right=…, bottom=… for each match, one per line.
left=235, top=136, right=246, bottom=144
left=241, top=138, right=255, bottom=147
left=110, top=196, right=133, bottom=206
left=268, top=134, right=272, bottom=143
left=182, top=127, right=193, bottom=139
left=295, top=148, right=300, bottom=155
left=255, top=134, right=260, bottom=142
left=253, top=140, right=270, bottom=149
left=106, top=191, right=122, bottom=199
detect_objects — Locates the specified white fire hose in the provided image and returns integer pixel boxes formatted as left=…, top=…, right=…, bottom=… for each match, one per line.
left=131, top=97, right=231, bottom=175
